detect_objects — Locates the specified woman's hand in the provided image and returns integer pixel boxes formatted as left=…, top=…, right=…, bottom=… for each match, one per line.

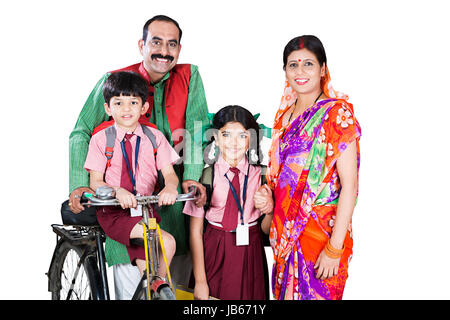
left=158, top=185, right=178, bottom=207
left=115, top=187, right=137, bottom=209
left=253, top=184, right=274, bottom=214
left=194, top=280, right=210, bottom=300
left=314, top=250, right=340, bottom=280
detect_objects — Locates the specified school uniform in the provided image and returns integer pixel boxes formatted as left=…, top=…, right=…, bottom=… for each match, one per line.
left=183, top=156, right=268, bottom=300
left=84, top=123, right=179, bottom=265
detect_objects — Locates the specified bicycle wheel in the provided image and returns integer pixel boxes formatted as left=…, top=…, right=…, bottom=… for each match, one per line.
left=49, top=240, right=103, bottom=300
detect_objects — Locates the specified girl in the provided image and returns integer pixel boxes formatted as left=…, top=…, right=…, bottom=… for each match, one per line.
left=183, top=105, right=274, bottom=300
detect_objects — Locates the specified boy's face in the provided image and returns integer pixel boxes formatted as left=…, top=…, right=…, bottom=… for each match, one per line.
left=104, top=95, right=149, bottom=132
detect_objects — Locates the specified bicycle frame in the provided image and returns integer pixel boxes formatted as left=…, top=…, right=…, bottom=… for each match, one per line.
left=82, top=186, right=198, bottom=300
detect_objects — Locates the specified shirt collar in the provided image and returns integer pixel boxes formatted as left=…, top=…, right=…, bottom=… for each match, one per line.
left=138, top=61, right=171, bottom=85
left=114, top=123, right=145, bottom=142
left=216, top=155, right=249, bottom=177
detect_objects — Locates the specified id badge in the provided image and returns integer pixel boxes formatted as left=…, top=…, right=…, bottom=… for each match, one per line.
left=130, top=204, right=142, bottom=217
left=236, top=224, right=249, bottom=246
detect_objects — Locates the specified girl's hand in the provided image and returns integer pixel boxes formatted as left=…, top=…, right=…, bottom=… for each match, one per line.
left=253, top=184, right=274, bottom=214
left=115, top=187, right=137, bottom=209
left=194, top=280, right=210, bottom=300
left=314, top=250, right=340, bottom=280
left=158, top=185, right=178, bottom=207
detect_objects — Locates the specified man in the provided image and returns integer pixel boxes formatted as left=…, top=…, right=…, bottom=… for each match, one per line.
left=68, top=15, right=208, bottom=299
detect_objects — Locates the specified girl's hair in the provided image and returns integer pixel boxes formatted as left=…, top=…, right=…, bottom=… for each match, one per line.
left=209, top=105, right=262, bottom=165
left=283, top=35, right=327, bottom=70
left=102, top=71, right=148, bottom=105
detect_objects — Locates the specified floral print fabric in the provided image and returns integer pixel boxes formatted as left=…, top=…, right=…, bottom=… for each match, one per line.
left=267, top=79, right=361, bottom=300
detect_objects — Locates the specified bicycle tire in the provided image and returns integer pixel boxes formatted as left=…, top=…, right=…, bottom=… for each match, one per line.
left=156, top=286, right=176, bottom=300
left=49, top=240, right=103, bottom=300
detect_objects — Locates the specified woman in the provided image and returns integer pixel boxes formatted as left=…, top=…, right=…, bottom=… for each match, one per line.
left=265, top=35, right=361, bottom=300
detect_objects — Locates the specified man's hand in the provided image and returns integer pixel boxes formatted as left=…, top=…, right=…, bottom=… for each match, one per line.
left=69, top=187, right=94, bottom=214
left=182, top=180, right=206, bottom=208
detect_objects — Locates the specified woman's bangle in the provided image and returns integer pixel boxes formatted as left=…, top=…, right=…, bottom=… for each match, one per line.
left=324, top=240, right=344, bottom=259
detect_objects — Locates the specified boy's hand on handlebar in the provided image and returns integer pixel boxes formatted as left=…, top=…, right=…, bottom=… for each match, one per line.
left=115, top=187, right=137, bottom=209
left=158, top=185, right=178, bottom=207
left=69, top=187, right=94, bottom=213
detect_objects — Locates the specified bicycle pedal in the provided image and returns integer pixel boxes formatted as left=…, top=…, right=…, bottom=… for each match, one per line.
left=148, top=218, right=157, bottom=230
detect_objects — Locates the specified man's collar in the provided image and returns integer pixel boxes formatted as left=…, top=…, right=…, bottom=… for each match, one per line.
left=138, top=61, right=171, bottom=85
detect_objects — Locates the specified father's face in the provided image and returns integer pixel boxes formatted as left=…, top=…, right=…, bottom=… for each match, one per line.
left=139, top=20, right=181, bottom=80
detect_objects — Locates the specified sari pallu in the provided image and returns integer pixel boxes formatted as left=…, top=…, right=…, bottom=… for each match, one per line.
left=267, top=94, right=361, bottom=300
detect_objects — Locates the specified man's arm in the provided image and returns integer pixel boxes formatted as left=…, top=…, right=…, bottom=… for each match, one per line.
left=183, top=65, right=209, bottom=182
left=68, top=73, right=110, bottom=212
left=182, top=65, right=209, bottom=206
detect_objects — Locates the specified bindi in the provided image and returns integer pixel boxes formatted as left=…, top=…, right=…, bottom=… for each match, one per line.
left=298, top=59, right=302, bottom=62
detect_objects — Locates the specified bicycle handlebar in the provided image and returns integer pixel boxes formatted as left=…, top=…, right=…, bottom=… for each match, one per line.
left=81, top=186, right=198, bottom=207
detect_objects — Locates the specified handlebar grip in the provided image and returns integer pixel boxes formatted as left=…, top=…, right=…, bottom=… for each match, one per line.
left=80, top=192, right=92, bottom=204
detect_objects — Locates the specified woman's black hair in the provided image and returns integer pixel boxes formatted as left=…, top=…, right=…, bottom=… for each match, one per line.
left=102, top=71, right=148, bottom=105
left=207, top=105, right=262, bottom=165
left=283, top=35, right=327, bottom=70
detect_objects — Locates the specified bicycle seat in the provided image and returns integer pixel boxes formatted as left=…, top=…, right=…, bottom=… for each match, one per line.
left=60, top=200, right=99, bottom=226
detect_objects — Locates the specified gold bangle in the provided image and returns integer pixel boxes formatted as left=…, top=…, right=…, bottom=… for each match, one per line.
left=324, top=240, right=344, bottom=259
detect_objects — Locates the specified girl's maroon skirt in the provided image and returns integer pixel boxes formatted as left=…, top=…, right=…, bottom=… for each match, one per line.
left=203, top=223, right=269, bottom=300
left=96, top=205, right=161, bottom=265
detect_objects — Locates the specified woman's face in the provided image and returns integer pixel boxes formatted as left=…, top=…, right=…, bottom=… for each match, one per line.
left=285, top=48, right=325, bottom=96
left=215, top=121, right=250, bottom=166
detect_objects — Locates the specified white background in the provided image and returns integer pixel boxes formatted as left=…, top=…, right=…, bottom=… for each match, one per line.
left=0, top=0, right=449, bottom=299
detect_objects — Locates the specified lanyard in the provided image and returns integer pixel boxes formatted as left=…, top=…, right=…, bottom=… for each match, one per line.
left=120, top=135, right=141, bottom=195
left=224, top=164, right=250, bottom=225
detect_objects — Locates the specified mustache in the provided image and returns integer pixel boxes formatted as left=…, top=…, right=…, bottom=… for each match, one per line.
left=151, top=54, right=174, bottom=62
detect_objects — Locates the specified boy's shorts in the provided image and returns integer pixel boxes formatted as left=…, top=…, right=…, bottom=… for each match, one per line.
left=96, top=205, right=161, bottom=265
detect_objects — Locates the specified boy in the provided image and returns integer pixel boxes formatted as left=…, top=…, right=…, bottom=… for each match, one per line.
left=84, top=71, right=179, bottom=281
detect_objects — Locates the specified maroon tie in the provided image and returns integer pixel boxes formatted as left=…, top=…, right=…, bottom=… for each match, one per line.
left=221, top=167, right=240, bottom=231
left=120, top=133, right=134, bottom=193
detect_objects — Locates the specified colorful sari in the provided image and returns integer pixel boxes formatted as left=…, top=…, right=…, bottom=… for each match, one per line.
left=267, top=68, right=361, bottom=300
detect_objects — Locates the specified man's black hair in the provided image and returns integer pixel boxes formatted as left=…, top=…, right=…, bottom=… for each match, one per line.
left=142, top=15, right=182, bottom=43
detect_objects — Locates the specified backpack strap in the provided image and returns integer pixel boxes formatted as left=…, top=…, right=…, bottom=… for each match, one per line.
left=260, top=164, right=267, bottom=186
left=141, top=124, right=165, bottom=191
left=200, top=165, right=214, bottom=212
left=104, top=125, right=117, bottom=168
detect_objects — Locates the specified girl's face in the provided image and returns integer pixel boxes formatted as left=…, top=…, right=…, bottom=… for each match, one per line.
left=285, top=48, right=325, bottom=96
left=215, top=121, right=250, bottom=166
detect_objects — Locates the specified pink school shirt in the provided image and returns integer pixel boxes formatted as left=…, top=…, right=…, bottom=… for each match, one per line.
left=183, top=155, right=262, bottom=225
left=84, top=123, right=180, bottom=196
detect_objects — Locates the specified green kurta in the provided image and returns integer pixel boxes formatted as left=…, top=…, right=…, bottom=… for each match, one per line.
left=69, top=64, right=209, bottom=265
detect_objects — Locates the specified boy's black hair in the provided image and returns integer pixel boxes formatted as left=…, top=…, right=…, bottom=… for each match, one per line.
left=102, top=71, right=148, bottom=105
left=142, top=15, right=182, bottom=43
left=211, top=105, right=263, bottom=165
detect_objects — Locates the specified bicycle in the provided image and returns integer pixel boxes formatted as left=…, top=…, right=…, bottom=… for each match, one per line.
left=47, top=186, right=198, bottom=300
